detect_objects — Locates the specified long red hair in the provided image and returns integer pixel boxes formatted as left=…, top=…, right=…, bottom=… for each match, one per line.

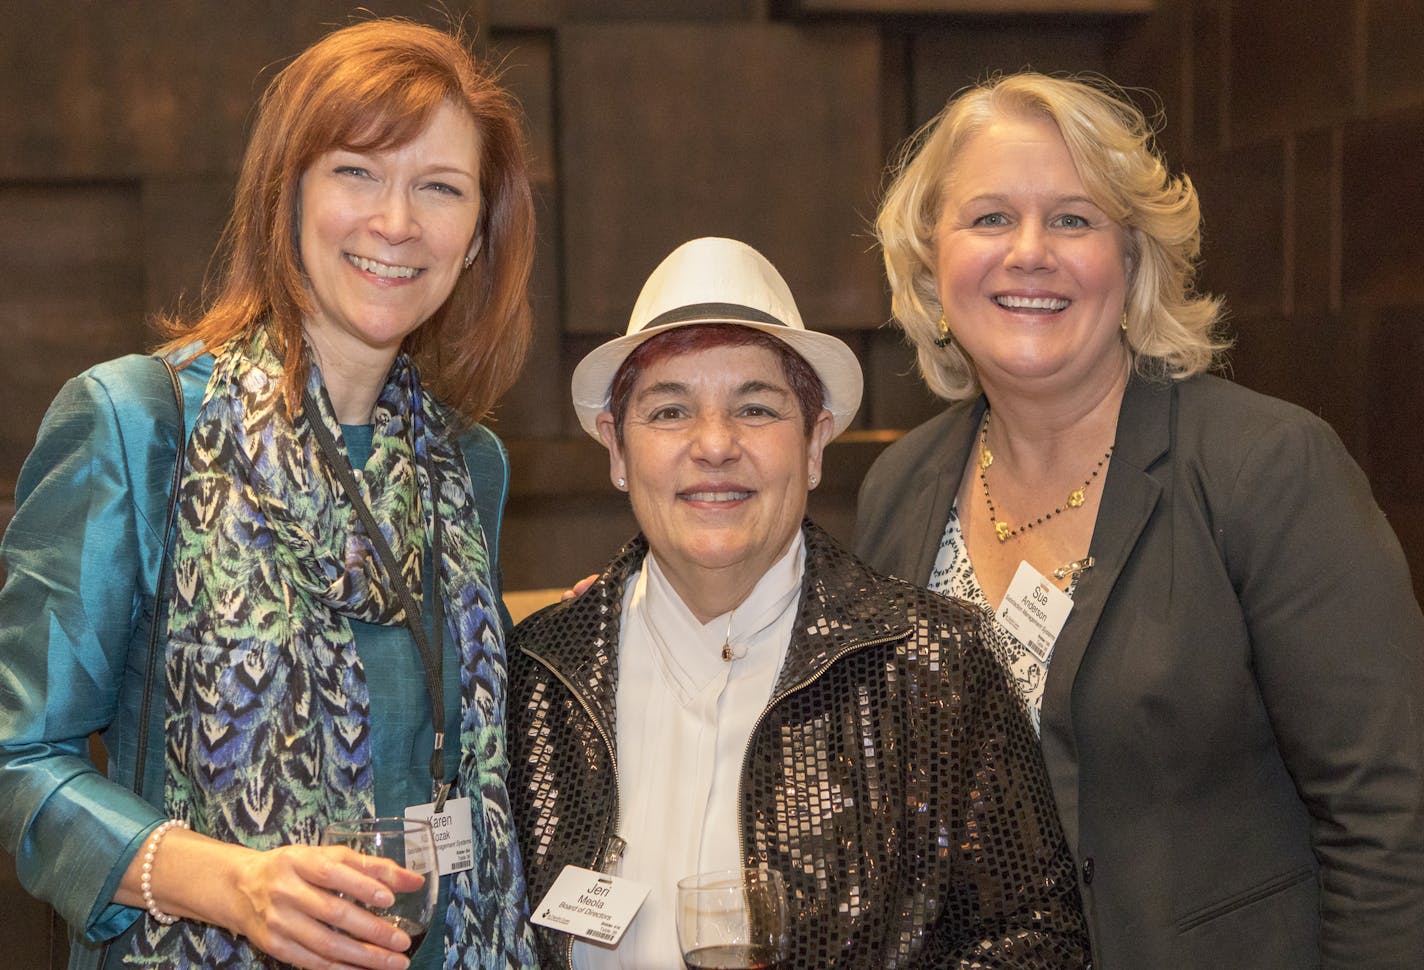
left=156, top=18, right=535, bottom=423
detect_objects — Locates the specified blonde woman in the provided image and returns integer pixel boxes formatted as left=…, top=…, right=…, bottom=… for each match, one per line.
left=859, top=71, right=1424, bottom=968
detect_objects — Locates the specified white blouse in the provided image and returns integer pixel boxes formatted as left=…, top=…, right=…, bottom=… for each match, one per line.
left=928, top=505, right=1084, bottom=734
left=573, top=532, right=805, bottom=970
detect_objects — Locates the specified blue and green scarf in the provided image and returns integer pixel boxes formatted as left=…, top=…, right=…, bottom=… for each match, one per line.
left=126, top=331, right=536, bottom=969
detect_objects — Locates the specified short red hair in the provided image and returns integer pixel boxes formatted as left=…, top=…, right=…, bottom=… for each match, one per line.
left=607, top=324, right=826, bottom=441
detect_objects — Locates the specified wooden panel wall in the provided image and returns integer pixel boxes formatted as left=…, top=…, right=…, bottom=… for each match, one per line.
left=2, top=1, right=1421, bottom=964
left=1112, top=0, right=1424, bottom=595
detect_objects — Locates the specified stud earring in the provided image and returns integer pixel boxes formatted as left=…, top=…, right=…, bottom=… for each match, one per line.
left=463, top=252, right=475, bottom=270
left=1121, top=309, right=1129, bottom=333
left=808, top=475, right=819, bottom=487
left=933, top=315, right=953, bottom=349
left=615, top=477, right=627, bottom=490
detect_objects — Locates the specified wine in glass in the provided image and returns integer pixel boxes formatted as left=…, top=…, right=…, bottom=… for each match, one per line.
left=320, top=816, right=439, bottom=956
left=676, top=867, right=788, bottom=970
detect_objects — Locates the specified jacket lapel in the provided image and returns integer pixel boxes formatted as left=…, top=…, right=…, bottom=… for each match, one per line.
left=523, top=526, right=912, bottom=734
left=772, top=522, right=910, bottom=698
left=1037, top=375, right=1171, bottom=851
left=516, top=535, right=647, bottom=741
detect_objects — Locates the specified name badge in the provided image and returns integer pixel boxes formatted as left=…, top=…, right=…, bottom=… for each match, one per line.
left=997, top=560, right=1073, bottom=663
left=405, top=797, right=474, bottom=876
left=530, top=865, right=651, bottom=946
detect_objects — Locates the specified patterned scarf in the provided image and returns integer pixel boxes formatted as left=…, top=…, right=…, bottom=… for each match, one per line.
left=127, top=331, right=537, bottom=969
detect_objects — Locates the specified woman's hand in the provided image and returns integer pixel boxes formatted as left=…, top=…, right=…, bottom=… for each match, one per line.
left=562, top=574, right=598, bottom=601
left=229, top=843, right=425, bottom=969
left=119, top=829, right=424, bottom=970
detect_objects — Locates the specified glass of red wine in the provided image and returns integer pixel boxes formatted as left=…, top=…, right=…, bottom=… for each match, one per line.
left=676, top=867, right=788, bottom=970
left=320, top=816, right=438, bottom=958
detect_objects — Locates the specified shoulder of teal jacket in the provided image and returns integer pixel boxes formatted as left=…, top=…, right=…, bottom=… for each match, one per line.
left=458, top=422, right=510, bottom=558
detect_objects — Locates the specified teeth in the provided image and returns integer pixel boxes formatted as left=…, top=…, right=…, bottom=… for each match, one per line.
left=996, top=295, right=1069, bottom=311
left=347, top=255, right=419, bottom=279
left=682, top=491, right=752, bottom=502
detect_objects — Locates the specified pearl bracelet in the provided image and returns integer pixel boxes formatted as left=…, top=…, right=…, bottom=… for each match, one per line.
left=140, top=818, right=189, bottom=925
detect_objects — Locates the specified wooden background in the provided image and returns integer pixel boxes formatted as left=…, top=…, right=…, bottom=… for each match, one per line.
left=3, top=0, right=1423, bottom=963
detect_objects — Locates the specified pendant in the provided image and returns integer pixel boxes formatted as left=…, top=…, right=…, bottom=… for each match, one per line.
left=979, top=446, right=993, bottom=470
left=1053, top=556, right=1096, bottom=581
left=1067, top=488, right=1086, bottom=508
left=721, top=643, right=734, bottom=662
left=995, top=521, right=1012, bottom=542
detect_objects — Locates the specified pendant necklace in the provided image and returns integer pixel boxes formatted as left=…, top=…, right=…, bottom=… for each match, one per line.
left=720, top=608, right=737, bottom=662
left=979, top=409, right=1113, bottom=543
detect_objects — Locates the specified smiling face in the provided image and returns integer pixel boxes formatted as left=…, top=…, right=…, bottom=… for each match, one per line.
left=597, top=343, right=834, bottom=616
left=299, top=99, right=483, bottom=381
left=934, top=111, right=1131, bottom=401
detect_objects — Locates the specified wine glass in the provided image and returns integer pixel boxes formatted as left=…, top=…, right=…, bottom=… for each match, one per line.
left=319, top=816, right=438, bottom=957
left=676, top=867, right=788, bottom=970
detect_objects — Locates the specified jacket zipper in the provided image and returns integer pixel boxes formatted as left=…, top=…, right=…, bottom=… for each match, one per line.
left=735, top=630, right=905, bottom=869
left=521, top=644, right=622, bottom=969
left=528, top=621, right=906, bottom=963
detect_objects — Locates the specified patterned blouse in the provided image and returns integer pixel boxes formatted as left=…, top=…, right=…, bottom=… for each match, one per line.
left=928, top=505, right=1083, bottom=735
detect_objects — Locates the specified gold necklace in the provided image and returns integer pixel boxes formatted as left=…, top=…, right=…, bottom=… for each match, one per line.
left=979, top=410, right=1113, bottom=543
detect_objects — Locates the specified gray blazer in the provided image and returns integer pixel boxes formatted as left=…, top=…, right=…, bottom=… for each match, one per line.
left=855, top=372, right=1424, bottom=969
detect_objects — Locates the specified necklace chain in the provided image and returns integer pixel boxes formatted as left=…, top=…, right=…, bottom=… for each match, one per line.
left=979, top=410, right=1113, bottom=543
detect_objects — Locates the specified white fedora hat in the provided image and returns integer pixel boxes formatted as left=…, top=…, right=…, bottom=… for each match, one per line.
left=571, top=237, right=864, bottom=438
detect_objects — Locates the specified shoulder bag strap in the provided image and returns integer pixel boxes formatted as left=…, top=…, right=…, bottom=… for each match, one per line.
left=130, top=357, right=185, bottom=796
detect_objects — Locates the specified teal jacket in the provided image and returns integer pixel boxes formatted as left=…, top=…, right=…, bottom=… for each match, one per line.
left=0, top=353, right=512, bottom=968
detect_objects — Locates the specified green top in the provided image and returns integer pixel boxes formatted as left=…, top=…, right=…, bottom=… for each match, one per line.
left=344, top=423, right=459, bottom=970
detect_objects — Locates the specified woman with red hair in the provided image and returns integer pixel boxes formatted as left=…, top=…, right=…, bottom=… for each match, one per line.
left=0, top=19, right=538, bottom=970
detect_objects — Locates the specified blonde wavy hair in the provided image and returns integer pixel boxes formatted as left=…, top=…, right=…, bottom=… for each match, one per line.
left=875, top=72, right=1226, bottom=401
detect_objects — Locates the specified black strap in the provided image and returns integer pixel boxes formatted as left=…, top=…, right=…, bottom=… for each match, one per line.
left=131, top=357, right=185, bottom=797
left=302, top=389, right=450, bottom=809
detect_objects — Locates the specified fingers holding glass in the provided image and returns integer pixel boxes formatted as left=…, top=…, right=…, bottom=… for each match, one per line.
left=320, top=817, right=440, bottom=957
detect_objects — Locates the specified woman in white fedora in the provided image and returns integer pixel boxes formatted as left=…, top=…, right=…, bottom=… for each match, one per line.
left=506, top=237, right=1091, bottom=970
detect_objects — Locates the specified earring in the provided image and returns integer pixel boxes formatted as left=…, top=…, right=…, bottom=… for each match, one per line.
left=615, top=477, right=627, bottom=490
left=1121, top=309, right=1129, bottom=333
left=463, top=252, right=475, bottom=270
left=933, top=315, right=953, bottom=349
left=808, top=475, right=819, bottom=487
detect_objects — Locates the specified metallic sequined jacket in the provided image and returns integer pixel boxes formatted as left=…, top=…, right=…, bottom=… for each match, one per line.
left=508, top=521, right=1091, bottom=969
